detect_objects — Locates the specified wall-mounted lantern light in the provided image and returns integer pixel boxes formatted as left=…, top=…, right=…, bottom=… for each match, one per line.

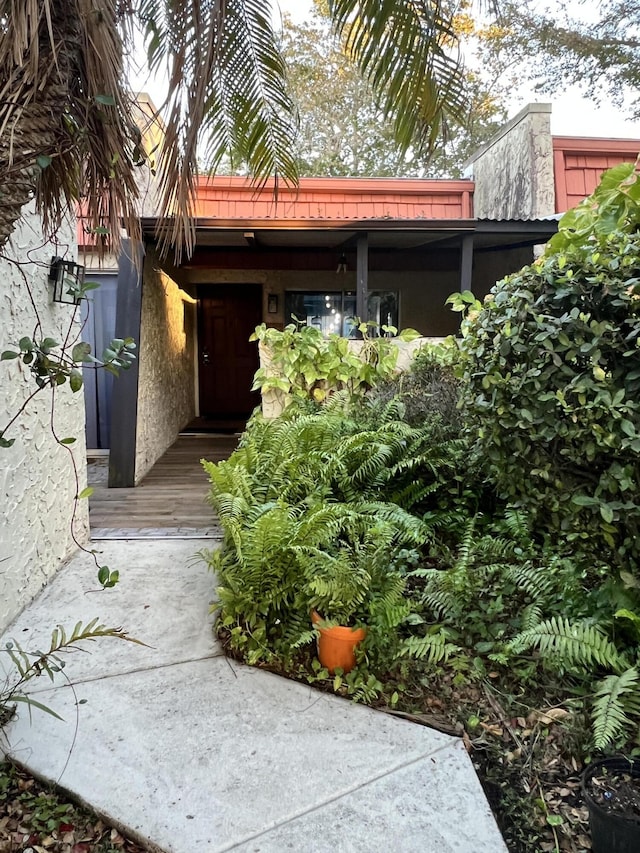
left=49, top=256, right=85, bottom=305
left=267, top=293, right=279, bottom=314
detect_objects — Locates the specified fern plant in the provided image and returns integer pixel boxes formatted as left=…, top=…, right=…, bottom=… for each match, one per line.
left=508, top=617, right=630, bottom=673
left=201, top=401, right=446, bottom=677
left=591, top=668, right=640, bottom=749
left=508, top=613, right=640, bottom=750
left=413, top=514, right=522, bottom=623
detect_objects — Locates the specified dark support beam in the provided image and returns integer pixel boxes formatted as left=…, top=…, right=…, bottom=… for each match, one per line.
left=108, top=240, right=144, bottom=488
left=460, top=234, right=474, bottom=293
left=356, top=233, right=369, bottom=320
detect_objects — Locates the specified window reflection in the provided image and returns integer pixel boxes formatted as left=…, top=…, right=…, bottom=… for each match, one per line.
left=284, top=291, right=398, bottom=337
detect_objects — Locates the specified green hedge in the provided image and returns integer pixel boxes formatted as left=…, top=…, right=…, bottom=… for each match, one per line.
left=457, top=163, right=640, bottom=568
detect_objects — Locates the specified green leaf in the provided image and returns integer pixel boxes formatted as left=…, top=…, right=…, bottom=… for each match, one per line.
left=11, top=694, right=64, bottom=720
left=36, top=154, right=52, bottom=169
left=1, top=350, right=19, bottom=359
left=69, top=369, right=83, bottom=393
left=59, top=437, right=77, bottom=445
left=95, top=93, right=116, bottom=106
left=40, top=337, right=59, bottom=353
left=546, top=815, right=563, bottom=827
left=77, top=486, right=94, bottom=499
left=615, top=609, right=640, bottom=631
left=98, top=565, right=110, bottom=586
left=571, top=494, right=599, bottom=507
left=397, top=328, right=421, bottom=342
left=600, top=504, right=614, bottom=523
left=0, top=435, right=15, bottom=448
left=620, top=572, right=640, bottom=590
left=72, top=342, right=92, bottom=362
left=620, top=419, right=636, bottom=438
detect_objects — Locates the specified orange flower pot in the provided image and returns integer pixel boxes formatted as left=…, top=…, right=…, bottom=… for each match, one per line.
left=311, top=610, right=366, bottom=674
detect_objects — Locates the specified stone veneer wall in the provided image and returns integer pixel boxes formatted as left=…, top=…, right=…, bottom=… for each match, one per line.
left=467, top=103, right=556, bottom=220
left=134, top=245, right=196, bottom=483
left=0, top=207, right=89, bottom=633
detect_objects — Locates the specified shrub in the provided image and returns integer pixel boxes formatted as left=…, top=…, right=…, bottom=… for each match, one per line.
left=456, top=162, right=640, bottom=570
left=250, top=319, right=420, bottom=408
left=366, top=339, right=462, bottom=430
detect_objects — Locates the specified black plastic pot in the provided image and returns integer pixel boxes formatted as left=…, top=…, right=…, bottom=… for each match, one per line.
left=582, top=757, right=640, bottom=853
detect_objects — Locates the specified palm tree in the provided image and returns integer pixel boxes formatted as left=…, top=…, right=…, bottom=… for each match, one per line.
left=0, top=0, right=465, bottom=258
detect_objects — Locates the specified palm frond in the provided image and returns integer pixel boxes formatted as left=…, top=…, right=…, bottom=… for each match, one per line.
left=328, top=0, right=466, bottom=157
left=138, top=0, right=299, bottom=258
left=0, top=0, right=142, bottom=251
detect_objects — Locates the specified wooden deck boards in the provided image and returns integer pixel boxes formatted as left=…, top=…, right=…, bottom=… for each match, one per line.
left=89, top=434, right=237, bottom=534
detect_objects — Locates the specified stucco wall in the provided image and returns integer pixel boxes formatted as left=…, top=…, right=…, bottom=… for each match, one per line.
left=134, top=247, right=196, bottom=483
left=467, top=104, right=556, bottom=220
left=0, top=207, right=88, bottom=633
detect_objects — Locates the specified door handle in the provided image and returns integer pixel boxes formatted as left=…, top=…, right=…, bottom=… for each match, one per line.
left=202, top=347, right=210, bottom=365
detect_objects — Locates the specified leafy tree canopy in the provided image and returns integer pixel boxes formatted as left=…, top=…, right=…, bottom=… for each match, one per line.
left=481, top=0, right=640, bottom=117
left=279, top=1, right=509, bottom=178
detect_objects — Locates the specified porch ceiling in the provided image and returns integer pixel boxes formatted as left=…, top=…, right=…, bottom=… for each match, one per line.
left=141, top=217, right=559, bottom=256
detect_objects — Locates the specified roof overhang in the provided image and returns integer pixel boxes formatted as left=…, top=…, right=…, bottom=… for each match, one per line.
left=141, top=216, right=558, bottom=257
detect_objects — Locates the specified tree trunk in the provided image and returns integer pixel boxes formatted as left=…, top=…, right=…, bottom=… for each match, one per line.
left=0, top=1, right=76, bottom=250
left=0, top=94, right=64, bottom=249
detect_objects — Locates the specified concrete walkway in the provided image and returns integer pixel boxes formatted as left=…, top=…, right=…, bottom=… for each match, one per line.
left=1, top=539, right=507, bottom=853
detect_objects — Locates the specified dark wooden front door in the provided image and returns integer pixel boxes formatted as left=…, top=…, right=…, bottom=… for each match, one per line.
left=198, top=285, right=262, bottom=418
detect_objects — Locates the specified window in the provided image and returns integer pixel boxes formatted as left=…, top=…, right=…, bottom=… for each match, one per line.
left=284, top=291, right=398, bottom=337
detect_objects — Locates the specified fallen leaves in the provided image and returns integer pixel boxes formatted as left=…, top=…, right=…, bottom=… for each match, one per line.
left=410, top=672, right=593, bottom=853
left=0, top=761, right=147, bottom=853
left=529, top=707, right=571, bottom=727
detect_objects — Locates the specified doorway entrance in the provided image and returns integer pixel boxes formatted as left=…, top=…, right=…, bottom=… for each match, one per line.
left=197, top=284, right=262, bottom=422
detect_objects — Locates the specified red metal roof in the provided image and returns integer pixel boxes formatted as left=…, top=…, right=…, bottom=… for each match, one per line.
left=77, top=136, right=640, bottom=249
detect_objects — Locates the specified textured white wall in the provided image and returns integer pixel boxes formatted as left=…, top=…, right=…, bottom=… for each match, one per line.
left=134, top=247, right=196, bottom=483
left=0, top=206, right=89, bottom=633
